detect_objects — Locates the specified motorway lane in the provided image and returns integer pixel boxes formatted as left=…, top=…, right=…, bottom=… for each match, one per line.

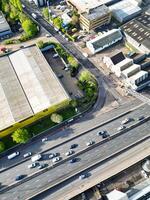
left=0, top=120, right=150, bottom=200
left=37, top=140, right=150, bottom=200
left=0, top=98, right=141, bottom=172
left=0, top=104, right=149, bottom=186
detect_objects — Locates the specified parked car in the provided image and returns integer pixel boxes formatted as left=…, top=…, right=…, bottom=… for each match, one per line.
left=79, top=174, right=88, bottom=180
left=86, top=141, right=95, bottom=146
left=15, top=175, right=26, bottom=181
left=117, top=126, right=126, bottom=131
left=28, top=162, right=38, bottom=169
left=97, top=130, right=106, bottom=136
left=53, top=53, right=58, bottom=58
left=121, top=118, right=132, bottom=125
left=31, top=154, right=42, bottom=162
left=138, top=116, right=145, bottom=121
left=70, top=144, right=78, bottom=149
left=65, top=150, right=74, bottom=156
left=42, top=137, right=48, bottom=142
left=69, top=158, right=77, bottom=163
left=52, top=157, right=60, bottom=163
left=102, top=132, right=110, bottom=139
left=23, top=152, right=32, bottom=158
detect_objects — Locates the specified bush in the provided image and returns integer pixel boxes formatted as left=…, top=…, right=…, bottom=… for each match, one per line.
left=51, top=113, right=63, bottom=124
left=4, top=39, right=14, bottom=45
left=0, top=141, right=5, bottom=153
left=19, top=34, right=30, bottom=42
left=37, top=40, right=44, bottom=49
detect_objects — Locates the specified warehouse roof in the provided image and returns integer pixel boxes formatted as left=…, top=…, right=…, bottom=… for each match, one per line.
left=122, top=13, right=150, bottom=50
left=82, top=5, right=110, bottom=21
left=122, top=64, right=140, bottom=77
left=0, top=11, right=11, bottom=33
left=0, top=46, right=69, bottom=131
left=87, top=29, right=122, bottom=50
left=129, top=70, right=148, bottom=84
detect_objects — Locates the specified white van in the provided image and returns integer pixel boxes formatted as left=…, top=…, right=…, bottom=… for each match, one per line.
left=8, top=152, right=20, bottom=160
left=31, top=154, right=42, bottom=162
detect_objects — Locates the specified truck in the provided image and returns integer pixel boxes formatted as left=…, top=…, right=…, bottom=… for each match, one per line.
left=8, top=152, right=20, bottom=160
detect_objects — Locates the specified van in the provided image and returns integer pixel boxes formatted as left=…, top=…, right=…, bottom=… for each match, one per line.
left=31, top=154, right=42, bottom=162
left=8, top=152, right=20, bottom=160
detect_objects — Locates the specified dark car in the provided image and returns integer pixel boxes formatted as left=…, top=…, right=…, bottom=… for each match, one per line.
left=70, top=144, right=78, bottom=149
left=69, top=158, right=77, bottom=163
left=138, top=116, right=145, bottom=121
left=38, top=163, right=47, bottom=169
left=15, top=175, right=26, bottom=181
left=97, top=130, right=107, bottom=136
left=102, top=132, right=110, bottom=139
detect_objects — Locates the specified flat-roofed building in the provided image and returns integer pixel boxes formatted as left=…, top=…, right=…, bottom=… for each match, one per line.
left=66, top=0, right=112, bottom=31
left=0, top=11, right=12, bottom=39
left=0, top=45, right=70, bottom=137
left=121, top=64, right=141, bottom=78
left=122, top=13, right=150, bottom=55
left=109, top=0, right=141, bottom=23
left=86, top=29, right=123, bottom=54
left=128, top=70, right=148, bottom=86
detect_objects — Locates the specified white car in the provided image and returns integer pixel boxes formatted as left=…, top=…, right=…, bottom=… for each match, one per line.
left=86, top=141, right=94, bottom=146
left=42, top=137, right=48, bottom=142
left=121, top=118, right=131, bottom=125
left=65, top=150, right=74, bottom=156
left=31, top=154, right=42, bottom=162
left=28, top=163, right=37, bottom=169
left=23, top=152, right=32, bottom=158
left=52, top=157, right=60, bottom=163
left=53, top=53, right=58, bottom=58
left=49, top=153, right=57, bottom=159
left=117, top=126, right=126, bottom=131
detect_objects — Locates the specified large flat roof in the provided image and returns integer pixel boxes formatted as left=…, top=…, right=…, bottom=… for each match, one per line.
left=67, top=0, right=115, bottom=13
left=0, top=46, right=69, bottom=131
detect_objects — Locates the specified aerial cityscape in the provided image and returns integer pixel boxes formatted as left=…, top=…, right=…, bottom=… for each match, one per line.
left=0, top=0, right=149, bottom=200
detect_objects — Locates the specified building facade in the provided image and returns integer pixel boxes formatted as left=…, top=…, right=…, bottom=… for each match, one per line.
left=0, top=11, right=12, bottom=40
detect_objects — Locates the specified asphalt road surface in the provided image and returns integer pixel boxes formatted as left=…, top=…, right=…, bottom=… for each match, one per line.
left=0, top=116, right=150, bottom=199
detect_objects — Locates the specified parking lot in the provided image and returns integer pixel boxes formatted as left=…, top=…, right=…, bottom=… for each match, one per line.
left=43, top=49, right=83, bottom=98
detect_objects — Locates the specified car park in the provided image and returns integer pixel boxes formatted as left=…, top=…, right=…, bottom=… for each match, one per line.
left=38, top=163, right=47, bottom=169
left=8, top=152, right=20, bottom=160
left=15, top=175, right=26, bottom=181
left=70, top=144, right=78, bottom=149
left=52, top=157, right=60, bottom=163
left=23, top=152, right=32, bottom=158
left=28, top=163, right=38, bottom=169
left=49, top=153, right=57, bottom=159
left=65, top=150, right=74, bottom=156
left=117, top=126, right=126, bottom=131
left=86, top=141, right=95, bottom=146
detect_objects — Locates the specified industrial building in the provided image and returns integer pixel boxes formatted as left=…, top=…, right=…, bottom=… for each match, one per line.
left=0, top=45, right=70, bottom=137
left=0, top=11, right=12, bottom=40
left=103, top=52, right=150, bottom=90
left=106, top=189, right=128, bottom=200
left=122, top=12, right=150, bottom=55
left=66, top=0, right=111, bottom=32
left=86, top=29, right=123, bottom=54
left=109, top=0, right=142, bottom=23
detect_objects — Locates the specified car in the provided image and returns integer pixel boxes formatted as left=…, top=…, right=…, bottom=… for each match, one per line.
left=70, top=144, right=78, bottom=149
left=57, top=74, right=63, bottom=79
left=102, top=132, right=110, bottom=139
left=97, top=130, right=106, bottom=136
left=42, top=137, right=48, bottom=142
left=138, top=116, right=145, bottom=121
left=20, top=45, right=25, bottom=49
left=15, top=175, right=26, bottom=181
left=31, top=154, right=42, bottom=162
left=53, top=53, right=58, bottom=58
left=117, top=126, right=126, bottom=131
left=28, top=163, right=37, bottom=169
left=121, top=118, right=132, bottom=125
left=64, top=67, right=69, bottom=71
left=79, top=174, right=87, bottom=180
left=45, top=34, right=51, bottom=38
left=22, top=4, right=25, bottom=8
left=38, top=163, right=47, bottom=169
left=49, top=153, right=57, bottom=159
left=69, top=158, right=77, bottom=163
left=23, top=152, right=32, bottom=158
left=86, top=141, right=95, bottom=146
left=52, top=157, right=60, bottom=163
left=65, top=150, right=74, bottom=156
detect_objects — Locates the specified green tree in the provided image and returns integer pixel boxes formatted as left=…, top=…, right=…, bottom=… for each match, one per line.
left=67, top=56, right=79, bottom=68
left=12, top=128, right=31, bottom=144
left=42, top=7, right=49, bottom=20
left=53, top=17, right=62, bottom=29
left=79, top=70, right=95, bottom=83
left=51, top=113, right=63, bottom=124
left=37, top=40, right=44, bottom=49
left=0, top=142, right=5, bottom=153
left=22, top=19, right=38, bottom=38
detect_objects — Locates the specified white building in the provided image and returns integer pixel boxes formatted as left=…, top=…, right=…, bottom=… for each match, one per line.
left=121, top=64, right=141, bottom=78
left=86, top=29, right=123, bottom=54
left=106, top=189, right=128, bottom=200
left=109, top=0, right=142, bottom=23
left=61, top=13, right=72, bottom=26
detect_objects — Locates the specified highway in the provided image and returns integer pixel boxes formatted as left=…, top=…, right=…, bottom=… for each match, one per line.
left=0, top=103, right=149, bottom=187
left=0, top=116, right=150, bottom=200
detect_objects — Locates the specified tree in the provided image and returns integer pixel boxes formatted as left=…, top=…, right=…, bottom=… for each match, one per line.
left=37, top=40, right=44, bottom=49
left=0, top=142, right=5, bottom=153
left=51, top=113, right=63, bottom=124
left=53, top=17, right=62, bottom=29
left=12, top=128, right=31, bottom=144
left=22, top=18, right=38, bottom=38
left=67, top=56, right=79, bottom=68
left=42, top=7, right=49, bottom=21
